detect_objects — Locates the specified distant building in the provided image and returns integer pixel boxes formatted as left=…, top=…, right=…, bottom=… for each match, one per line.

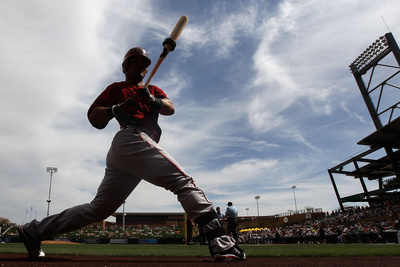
left=112, top=212, right=185, bottom=227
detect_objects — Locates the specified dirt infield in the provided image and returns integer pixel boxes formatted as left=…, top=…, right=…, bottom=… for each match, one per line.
left=1, top=254, right=400, bottom=266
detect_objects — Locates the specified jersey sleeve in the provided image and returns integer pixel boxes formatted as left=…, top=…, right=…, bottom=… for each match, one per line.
left=149, top=85, right=168, bottom=99
left=87, top=83, right=122, bottom=118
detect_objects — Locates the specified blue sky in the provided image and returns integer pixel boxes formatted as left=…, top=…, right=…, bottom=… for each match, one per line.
left=1, top=0, right=400, bottom=225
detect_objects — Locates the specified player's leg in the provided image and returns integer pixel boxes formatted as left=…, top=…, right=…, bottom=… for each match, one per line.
left=20, top=168, right=141, bottom=258
left=108, top=128, right=246, bottom=260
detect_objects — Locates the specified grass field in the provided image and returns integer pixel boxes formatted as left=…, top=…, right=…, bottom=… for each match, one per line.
left=1, top=243, right=400, bottom=257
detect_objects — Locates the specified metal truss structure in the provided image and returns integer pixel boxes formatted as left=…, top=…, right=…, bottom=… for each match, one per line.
left=328, top=32, right=400, bottom=210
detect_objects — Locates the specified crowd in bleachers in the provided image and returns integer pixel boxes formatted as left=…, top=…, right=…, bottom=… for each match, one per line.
left=3, top=202, right=400, bottom=244
left=51, top=202, right=400, bottom=244
left=54, top=224, right=185, bottom=239
left=239, top=202, right=400, bottom=244
left=1, top=223, right=184, bottom=240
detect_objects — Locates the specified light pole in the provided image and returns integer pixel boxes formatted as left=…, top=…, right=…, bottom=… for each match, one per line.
left=292, top=186, right=298, bottom=213
left=122, top=201, right=126, bottom=231
left=245, top=208, right=249, bottom=216
left=46, top=167, right=58, bottom=217
left=255, top=196, right=260, bottom=216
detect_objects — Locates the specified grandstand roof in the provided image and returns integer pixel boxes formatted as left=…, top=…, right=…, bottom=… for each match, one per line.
left=358, top=117, right=400, bottom=149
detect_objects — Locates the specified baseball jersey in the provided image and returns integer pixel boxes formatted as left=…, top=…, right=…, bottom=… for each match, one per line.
left=225, top=206, right=238, bottom=219
left=88, top=82, right=167, bottom=143
left=217, top=212, right=225, bottom=221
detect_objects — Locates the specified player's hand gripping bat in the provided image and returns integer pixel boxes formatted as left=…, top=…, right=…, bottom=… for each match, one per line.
left=143, top=15, right=189, bottom=89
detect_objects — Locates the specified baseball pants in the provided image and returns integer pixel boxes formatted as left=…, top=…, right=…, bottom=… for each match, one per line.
left=24, top=126, right=214, bottom=241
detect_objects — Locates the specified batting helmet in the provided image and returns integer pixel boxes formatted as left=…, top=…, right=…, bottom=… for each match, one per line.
left=122, top=47, right=151, bottom=73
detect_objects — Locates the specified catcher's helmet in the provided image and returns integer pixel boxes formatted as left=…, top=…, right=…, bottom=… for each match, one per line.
left=122, top=47, right=151, bottom=73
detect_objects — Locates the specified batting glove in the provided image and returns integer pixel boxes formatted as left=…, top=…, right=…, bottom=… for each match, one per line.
left=139, top=88, right=163, bottom=110
left=106, top=98, right=138, bottom=118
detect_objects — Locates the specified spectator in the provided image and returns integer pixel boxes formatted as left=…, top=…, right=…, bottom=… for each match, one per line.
left=216, top=207, right=225, bottom=228
left=394, top=220, right=400, bottom=244
left=318, top=226, right=326, bottom=244
left=224, top=202, right=239, bottom=242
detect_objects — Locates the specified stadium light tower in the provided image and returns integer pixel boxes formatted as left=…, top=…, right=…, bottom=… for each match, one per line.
left=255, top=196, right=260, bottom=216
left=245, top=208, right=249, bottom=216
left=292, top=186, right=298, bottom=213
left=46, top=167, right=58, bottom=217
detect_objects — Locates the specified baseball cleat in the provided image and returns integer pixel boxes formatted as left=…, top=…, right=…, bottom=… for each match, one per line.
left=17, top=226, right=45, bottom=259
left=214, top=243, right=246, bottom=261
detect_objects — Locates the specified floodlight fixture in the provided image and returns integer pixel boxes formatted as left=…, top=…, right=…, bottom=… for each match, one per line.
left=349, top=35, right=390, bottom=75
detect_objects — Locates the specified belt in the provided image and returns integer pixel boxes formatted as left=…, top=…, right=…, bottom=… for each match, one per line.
left=125, top=120, right=141, bottom=128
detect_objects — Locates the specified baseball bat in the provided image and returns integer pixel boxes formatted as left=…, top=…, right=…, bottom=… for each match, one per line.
left=143, top=15, right=189, bottom=89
